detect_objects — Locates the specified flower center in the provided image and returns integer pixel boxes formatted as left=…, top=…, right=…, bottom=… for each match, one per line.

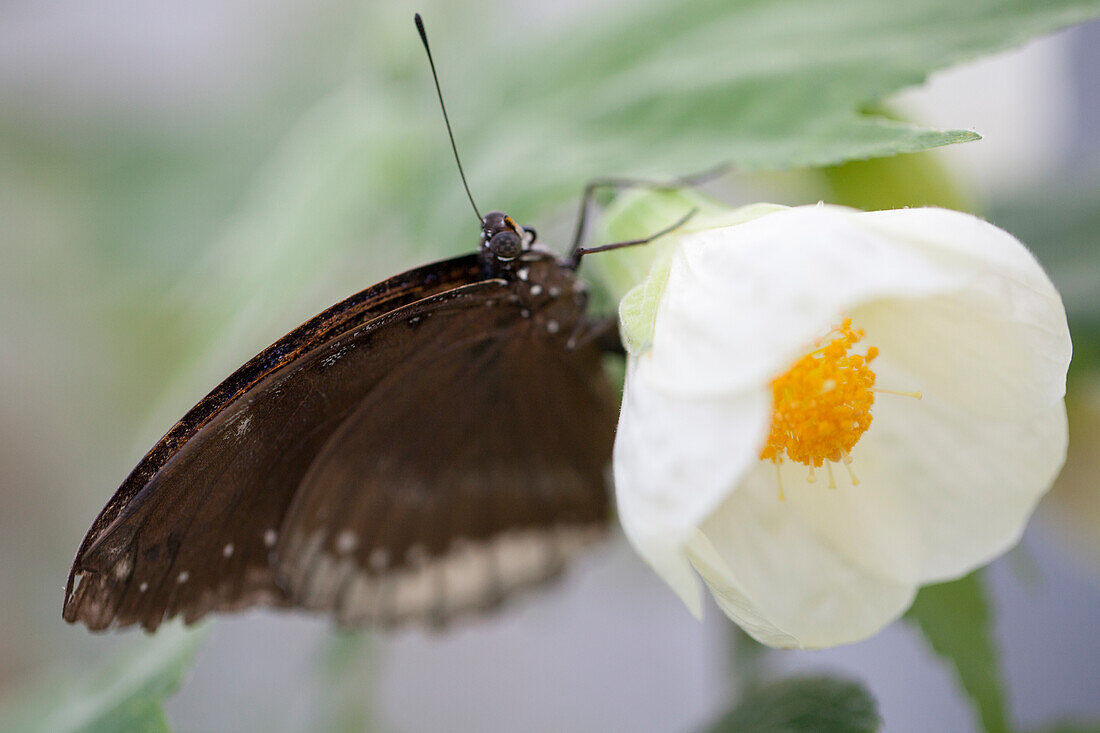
left=759, top=318, right=922, bottom=499
left=759, top=318, right=878, bottom=488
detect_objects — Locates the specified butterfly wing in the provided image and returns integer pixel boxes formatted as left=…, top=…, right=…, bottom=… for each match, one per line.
left=64, top=254, right=618, bottom=631
left=274, top=292, right=616, bottom=627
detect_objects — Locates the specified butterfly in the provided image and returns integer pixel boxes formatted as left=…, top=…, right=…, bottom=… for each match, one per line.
left=64, top=14, right=702, bottom=632
left=64, top=212, right=623, bottom=631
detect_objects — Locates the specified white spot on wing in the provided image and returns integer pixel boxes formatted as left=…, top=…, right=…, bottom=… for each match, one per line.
left=529, top=284, right=543, bottom=296
left=223, top=543, right=235, bottom=558
left=494, top=532, right=550, bottom=585
left=113, top=556, right=133, bottom=580
left=546, top=319, right=560, bottom=334
left=139, top=582, right=148, bottom=592
left=303, top=554, right=357, bottom=608
left=235, top=415, right=252, bottom=437
left=336, top=530, right=358, bottom=554
left=264, top=529, right=278, bottom=548
left=390, top=560, right=438, bottom=617
left=330, top=527, right=606, bottom=627
left=436, top=540, right=495, bottom=610
left=176, top=571, right=190, bottom=584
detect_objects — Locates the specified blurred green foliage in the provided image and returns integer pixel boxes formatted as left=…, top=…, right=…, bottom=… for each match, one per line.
left=0, top=626, right=204, bottom=733
left=905, top=573, right=1009, bottom=733
left=314, top=632, right=376, bottom=733
left=701, top=676, right=881, bottom=733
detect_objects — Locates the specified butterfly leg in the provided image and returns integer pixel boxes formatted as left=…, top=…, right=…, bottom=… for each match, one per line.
left=568, top=207, right=698, bottom=270
left=567, top=163, right=729, bottom=260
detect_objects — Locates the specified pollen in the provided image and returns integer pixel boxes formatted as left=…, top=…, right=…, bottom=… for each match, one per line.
left=760, top=318, right=877, bottom=471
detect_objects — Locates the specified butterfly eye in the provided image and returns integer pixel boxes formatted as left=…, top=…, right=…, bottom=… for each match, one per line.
left=489, top=230, right=522, bottom=261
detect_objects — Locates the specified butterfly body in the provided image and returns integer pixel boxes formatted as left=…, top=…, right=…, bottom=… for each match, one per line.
left=64, top=212, right=619, bottom=632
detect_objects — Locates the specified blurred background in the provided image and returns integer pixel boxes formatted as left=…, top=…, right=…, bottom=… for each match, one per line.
left=1, top=0, right=1098, bottom=731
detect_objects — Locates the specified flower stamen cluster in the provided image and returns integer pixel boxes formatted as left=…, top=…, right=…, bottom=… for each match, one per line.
left=760, top=318, right=876, bottom=475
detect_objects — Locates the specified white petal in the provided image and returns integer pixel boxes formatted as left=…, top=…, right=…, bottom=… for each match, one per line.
left=614, top=360, right=770, bottom=614
left=785, top=365, right=1066, bottom=586
left=685, top=461, right=917, bottom=649
left=638, top=205, right=970, bottom=398
left=859, top=207, right=1065, bottom=311
left=772, top=276, right=1069, bottom=583
left=857, top=280, right=1070, bottom=423
left=856, top=206, right=1070, bottom=415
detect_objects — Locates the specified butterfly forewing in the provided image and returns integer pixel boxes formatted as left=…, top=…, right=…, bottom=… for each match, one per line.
left=66, top=255, right=483, bottom=630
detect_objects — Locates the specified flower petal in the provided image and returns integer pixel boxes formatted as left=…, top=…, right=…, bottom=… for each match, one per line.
left=771, top=276, right=1069, bottom=583
left=685, top=461, right=917, bottom=649
left=614, top=360, right=770, bottom=612
left=785, top=361, right=1067, bottom=586
left=859, top=207, right=1065, bottom=311
left=637, top=205, right=972, bottom=398
left=858, top=284, right=1069, bottom=423
left=857, top=207, right=1070, bottom=420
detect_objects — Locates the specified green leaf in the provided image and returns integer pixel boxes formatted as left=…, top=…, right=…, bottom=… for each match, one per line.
left=490, top=0, right=1100, bottom=193
left=0, top=625, right=205, bottom=733
left=818, top=105, right=974, bottom=213
left=905, top=572, right=1010, bottom=733
left=702, top=676, right=881, bottom=733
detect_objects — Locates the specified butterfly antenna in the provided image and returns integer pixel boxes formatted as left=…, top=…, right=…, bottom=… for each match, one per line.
left=415, top=13, right=482, bottom=221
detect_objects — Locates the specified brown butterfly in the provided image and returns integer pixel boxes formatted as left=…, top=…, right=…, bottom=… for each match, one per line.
left=64, top=14, right=702, bottom=632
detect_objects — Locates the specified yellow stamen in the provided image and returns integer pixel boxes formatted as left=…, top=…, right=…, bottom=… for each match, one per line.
left=873, top=388, right=923, bottom=399
left=774, top=460, right=786, bottom=502
left=841, top=450, right=860, bottom=485
left=826, top=461, right=837, bottom=489
left=759, top=318, right=877, bottom=470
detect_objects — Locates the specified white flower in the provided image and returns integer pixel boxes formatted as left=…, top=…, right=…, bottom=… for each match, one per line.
left=613, top=204, right=1071, bottom=649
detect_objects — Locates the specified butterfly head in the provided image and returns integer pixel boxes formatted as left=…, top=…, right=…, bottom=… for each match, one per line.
left=481, top=211, right=536, bottom=263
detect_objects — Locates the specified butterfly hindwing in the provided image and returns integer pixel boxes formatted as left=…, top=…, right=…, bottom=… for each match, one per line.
left=274, top=281, right=617, bottom=626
